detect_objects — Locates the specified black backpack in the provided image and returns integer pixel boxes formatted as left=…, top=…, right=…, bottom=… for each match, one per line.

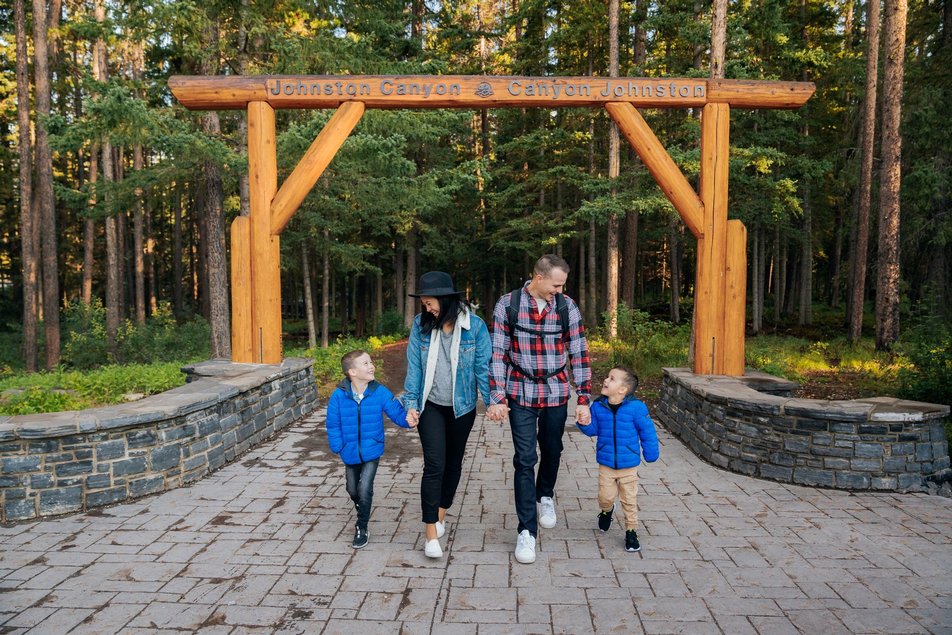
left=504, top=289, right=570, bottom=382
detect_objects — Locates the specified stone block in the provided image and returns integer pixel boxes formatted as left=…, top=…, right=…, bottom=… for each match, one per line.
left=28, top=473, right=53, bottom=488
left=207, top=446, right=225, bottom=471
left=28, top=440, right=59, bottom=453
left=770, top=452, right=796, bottom=467
left=126, top=430, right=157, bottom=448
left=871, top=476, right=897, bottom=490
left=96, top=439, right=126, bottom=461
left=795, top=419, right=829, bottom=432
left=161, top=424, right=196, bottom=442
left=197, top=417, right=220, bottom=437
left=897, top=473, right=922, bottom=489
left=812, top=446, right=852, bottom=458
left=793, top=467, right=834, bottom=487
left=858, top=424, right=888, bottom=435
left=835, top=472, right=870, bottom=489
left=783, top=439, right=810, bottom=453
left=5, top=487, right=26, bottom=499
left=812, top=432, right=833, bottom=446
left=851, top=458, right=882, bottom=472
left=113, top=457, right=148, bottom=476
left=2, top=456, right=40, bottom=473
left=883, top=457, right=906, bottom=473
left=183, top=454, right=208, bottom=472
left=916, top=443, right=933, bottom=461
left=39, top=486, right=83, bottom=515
left=86, top=486, right=127, bottom=507
left=823, top=458, right=850, bottom=470
left=129, top=475, right=164, bottom=496
left=151, top=445, right=182, bottom=471
left=854, top=443, right=884, bottom=458
left=85, top=473, right=112, bottom=489
left=0, top=475, right=22, bottom=487
left=55, top=460, right=93, bottom=477
left=759, top=464, right=793, bottom=481
left=189, top=438, right=210, bottom=455
left=891, top=442, right=914, bottom=455
left=4, top=498, right=36, bottom=521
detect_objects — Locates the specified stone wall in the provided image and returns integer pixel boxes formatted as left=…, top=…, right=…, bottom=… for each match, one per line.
left=657, top=368, right=951, bottom=492
left=0, top=358, right=317, bottom=522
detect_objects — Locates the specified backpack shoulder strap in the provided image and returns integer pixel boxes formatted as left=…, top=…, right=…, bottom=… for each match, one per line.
left=505, top=289, right=520, bottom=335
left=555, top=293, right=570, bottom=341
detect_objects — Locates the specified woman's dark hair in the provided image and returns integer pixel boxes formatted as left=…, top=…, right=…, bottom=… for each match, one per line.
left=419, top=295, right=471, bottom=335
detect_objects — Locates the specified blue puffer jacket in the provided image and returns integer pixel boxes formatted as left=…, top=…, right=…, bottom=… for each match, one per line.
left=577, top=396, right=659, bottom=469
left=326, top=379, right=409, bottom=465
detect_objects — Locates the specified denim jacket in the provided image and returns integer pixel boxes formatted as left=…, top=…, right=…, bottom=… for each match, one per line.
left=404, top=307, right=492, bottom=418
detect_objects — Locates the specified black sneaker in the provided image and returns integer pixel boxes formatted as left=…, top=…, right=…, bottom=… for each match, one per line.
left=625, top=530, right=640, bottom=552
left=597, top=505, right=614, bottom=532
left=352, top=526, right=369, bottom=549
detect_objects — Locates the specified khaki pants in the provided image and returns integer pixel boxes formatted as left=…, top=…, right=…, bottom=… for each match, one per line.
left=597, top=464, right=640, bottom=530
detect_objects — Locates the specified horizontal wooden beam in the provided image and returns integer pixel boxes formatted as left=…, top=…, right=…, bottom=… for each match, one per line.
left=605, top=102, right=704, bottom=239
left=169, top=75, right=814, bottom=111
left=271, top=102, right=365, bottom=236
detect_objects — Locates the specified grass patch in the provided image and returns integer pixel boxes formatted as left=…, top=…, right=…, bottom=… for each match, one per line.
left=286, top=334, right=403, bottom=399
left=0, top=362, right=187, bottom=415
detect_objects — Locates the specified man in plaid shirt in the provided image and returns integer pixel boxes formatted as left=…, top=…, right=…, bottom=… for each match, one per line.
left=487, top=254, right=592, bottom=564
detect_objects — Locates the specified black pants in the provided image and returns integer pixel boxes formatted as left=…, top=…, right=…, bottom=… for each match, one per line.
left=509, top=402, right=567, bottom=537
left=345, top=459, right=378, bottom=530
left=417, top=401, right=477, bottom=524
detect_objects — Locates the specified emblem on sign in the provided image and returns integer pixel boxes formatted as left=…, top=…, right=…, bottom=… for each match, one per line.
left=475, top=82, right=493, bottom=98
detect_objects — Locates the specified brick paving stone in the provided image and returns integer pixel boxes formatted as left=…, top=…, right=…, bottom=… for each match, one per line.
left=1, top=398, right=950, bottom=634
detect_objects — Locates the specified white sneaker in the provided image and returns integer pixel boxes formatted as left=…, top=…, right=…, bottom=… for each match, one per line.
left=436, top=520, right=446, bottom=538
left=538, top=496, right=557, bottom=529
left=514, top=530, right=536, bottom=564
left=424, top=538, right=443, bottom=558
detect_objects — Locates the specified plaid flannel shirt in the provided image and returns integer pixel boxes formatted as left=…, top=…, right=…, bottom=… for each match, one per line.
left=489, top=283, right=591, bottom=408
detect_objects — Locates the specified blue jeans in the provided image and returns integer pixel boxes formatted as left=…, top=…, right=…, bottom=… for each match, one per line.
left=508, top=402, right=568, bottom=537
left=345, top=459, right=378, bottom=530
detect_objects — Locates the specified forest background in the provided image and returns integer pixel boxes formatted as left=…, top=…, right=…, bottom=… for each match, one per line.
left=0, top=0, right=950, bottom=415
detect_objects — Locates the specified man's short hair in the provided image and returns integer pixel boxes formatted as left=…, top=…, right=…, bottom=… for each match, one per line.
left=341, top=349, right=369, bottom=376
left=534, top=254, right=571, bottom=277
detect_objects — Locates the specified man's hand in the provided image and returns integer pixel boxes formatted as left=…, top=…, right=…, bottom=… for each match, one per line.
left=575, top=404, right=591, bottom=425
left=407, top=409, right=420, bottom=428
left=486, top=403, right=509, bottom=422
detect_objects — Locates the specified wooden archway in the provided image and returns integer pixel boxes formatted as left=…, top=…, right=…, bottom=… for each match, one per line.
left=169, top=75, right=814, bottom=374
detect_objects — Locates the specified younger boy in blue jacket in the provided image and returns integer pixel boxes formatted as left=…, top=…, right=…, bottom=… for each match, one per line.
left=577, top=365, right=659, bottom=552
left=326, top=349, right=415, bottom=549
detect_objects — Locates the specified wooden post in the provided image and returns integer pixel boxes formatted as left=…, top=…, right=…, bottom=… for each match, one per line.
left=725, top=219, right=747, bottom=375
left=696, top=103, right=730, bottom=374
left=230, top=216, right=253, bottom=362
left=605, top=102, right=704, bottom=239
left=248, top=101, right=282, bottom=364
left=271, top=102, right=365, bottom=235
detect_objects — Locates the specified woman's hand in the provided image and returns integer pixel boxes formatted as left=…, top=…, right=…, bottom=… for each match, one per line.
left=407, top=409, right=420, bottom=428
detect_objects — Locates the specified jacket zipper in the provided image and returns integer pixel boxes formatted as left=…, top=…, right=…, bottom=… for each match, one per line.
left=356, top=396, right=364, bottom=463
left=612, top=405, right=618, bottom=469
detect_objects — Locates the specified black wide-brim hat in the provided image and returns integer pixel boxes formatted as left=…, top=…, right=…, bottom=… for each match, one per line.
left=408, top=271, right=462, bottom=297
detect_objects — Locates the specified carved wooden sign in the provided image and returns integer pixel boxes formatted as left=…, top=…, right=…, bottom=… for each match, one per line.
left=169, top=75, right=814, bottom=110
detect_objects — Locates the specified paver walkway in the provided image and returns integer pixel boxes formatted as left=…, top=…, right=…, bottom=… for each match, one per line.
left=1, top=402, right=951, bottom=634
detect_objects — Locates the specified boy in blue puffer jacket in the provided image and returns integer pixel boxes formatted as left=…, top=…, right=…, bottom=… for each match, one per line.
left=577, top=366, right=659, bottom=552
left=326, top=349, right=415, bottom=549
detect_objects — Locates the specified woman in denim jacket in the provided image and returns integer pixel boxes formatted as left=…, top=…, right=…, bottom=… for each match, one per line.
left=404, top=271, right=492, bottom=558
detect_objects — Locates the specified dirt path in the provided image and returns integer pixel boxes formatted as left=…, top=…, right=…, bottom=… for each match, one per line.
left=376, top=338, right=409, bottom=391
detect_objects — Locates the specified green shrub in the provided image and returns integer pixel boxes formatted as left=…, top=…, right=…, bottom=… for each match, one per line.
left=376, top=309, right=408, bottom=337
left=0, top=362, right=185, bottom=416
left=591, top=305, right=690, bottom=381
left=898, top=331, right=952, bottom=408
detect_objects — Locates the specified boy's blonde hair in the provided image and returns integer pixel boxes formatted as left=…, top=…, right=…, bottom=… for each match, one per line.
left=612, top=365, right=640, bottom=396
left=341, top=349, right=369, bottom=377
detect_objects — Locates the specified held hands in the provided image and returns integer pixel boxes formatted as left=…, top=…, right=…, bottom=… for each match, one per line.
left=486, top=403, right=510, bottom=423
left=406, top=409, right=420, bottom=428
left=575, top=404, right=591, bottom=425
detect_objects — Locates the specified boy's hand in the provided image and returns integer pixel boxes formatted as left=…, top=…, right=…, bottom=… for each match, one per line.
left=575, top=404, right=591, bottom=425
left=407, top=409, right=420, bottom=428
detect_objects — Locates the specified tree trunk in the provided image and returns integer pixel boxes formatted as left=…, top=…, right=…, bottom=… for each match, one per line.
left=321, top=230, right=330, bottom=347
left=669, top=218, right=681, bottom=324
left=83, top=147, right=98, bottom=305
left=710, top=0, right=728, bottom=80
left=876, top=0, right=906, bottom=350
left=33, top=0, right=60, bottom=368
left=404, top=229, right=418, bottom=328
left=606, top=0, right=620, bottom=337
left=172, top=184, right=184, bottom=319
left=799, top=181, right=813, bottom=326
left=15, top=0, right=37, bottom=372
left=773, top=227, right=783, bottom=323
left=849, top=0, right=881, bottom=341
left=302, top=248, right=316, bottom=349
left=394, top=245, right=405, bottom=318
left=133, top=145, right=146, bottom=324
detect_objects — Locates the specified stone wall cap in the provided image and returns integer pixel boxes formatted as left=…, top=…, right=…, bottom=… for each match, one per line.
left=854, top=397, right=950, bottom=422
left=782, top=398, right=874, bottom=421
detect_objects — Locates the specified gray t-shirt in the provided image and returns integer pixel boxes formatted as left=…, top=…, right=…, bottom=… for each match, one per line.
left=427, top=328, right=454, bottom=407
